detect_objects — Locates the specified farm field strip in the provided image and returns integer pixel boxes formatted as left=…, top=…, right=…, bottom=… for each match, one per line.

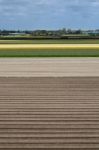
left=1, top=44, right=99, bottom=50
left=0, top=41, right=99, bottom=57
left=0, top=77, right=99, bottom=149
left=0, top=58, right=99, bottom=77
left=1, top=39, right=99, bottom=44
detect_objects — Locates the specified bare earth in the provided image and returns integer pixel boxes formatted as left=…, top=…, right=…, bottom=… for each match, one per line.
left=0, top=77, right=99, bottom=149
left=0, top=58, right=99, bottom=149
left=0, top=44, right=99, bottom=49
left=0, top=58, right=99, bottom=77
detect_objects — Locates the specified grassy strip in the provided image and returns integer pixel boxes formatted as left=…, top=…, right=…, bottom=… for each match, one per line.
left=1, top=39, right=99, bottom=44
left=0, top=49, right=99, bottom=57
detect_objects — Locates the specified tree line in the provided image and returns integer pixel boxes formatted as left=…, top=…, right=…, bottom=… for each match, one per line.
left=0, top=29, right=99, bottom=39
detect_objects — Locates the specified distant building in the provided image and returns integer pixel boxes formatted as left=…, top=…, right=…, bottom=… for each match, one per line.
left=8, top=32, right=26, bottom=36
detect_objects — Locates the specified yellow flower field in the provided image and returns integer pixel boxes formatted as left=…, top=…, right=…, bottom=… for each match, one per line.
left=0, top=44, right=99, bottom=50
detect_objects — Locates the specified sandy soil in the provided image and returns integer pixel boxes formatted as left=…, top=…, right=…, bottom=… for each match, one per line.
left=0, top=58, right=99, bottom=77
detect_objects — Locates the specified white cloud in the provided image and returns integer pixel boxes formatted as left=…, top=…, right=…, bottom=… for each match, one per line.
left=0, top=0, right=99, bottom=29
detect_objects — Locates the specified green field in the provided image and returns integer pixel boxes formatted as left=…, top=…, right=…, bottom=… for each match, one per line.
left=0, top=49, right=99, bottom=57
left=1, top=39, right=99, bottom=44
left=0, top=39, right=99, bottom=57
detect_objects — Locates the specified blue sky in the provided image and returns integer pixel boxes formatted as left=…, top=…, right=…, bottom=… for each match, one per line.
left=0, top=0, right=99, bottom=30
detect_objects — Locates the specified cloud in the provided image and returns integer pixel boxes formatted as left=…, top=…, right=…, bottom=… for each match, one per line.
left=0, top=0, right=98, bottom=16
left=0, top=0, right=99, bottom=29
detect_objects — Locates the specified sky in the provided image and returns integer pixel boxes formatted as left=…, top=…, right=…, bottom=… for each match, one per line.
left=0, top=0, right=99, bottom=30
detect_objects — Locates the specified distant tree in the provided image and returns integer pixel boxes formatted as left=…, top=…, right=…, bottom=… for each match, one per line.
left=67, top=29, right=72, bottom=34
left=75, top=29, right=82, bottom=34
